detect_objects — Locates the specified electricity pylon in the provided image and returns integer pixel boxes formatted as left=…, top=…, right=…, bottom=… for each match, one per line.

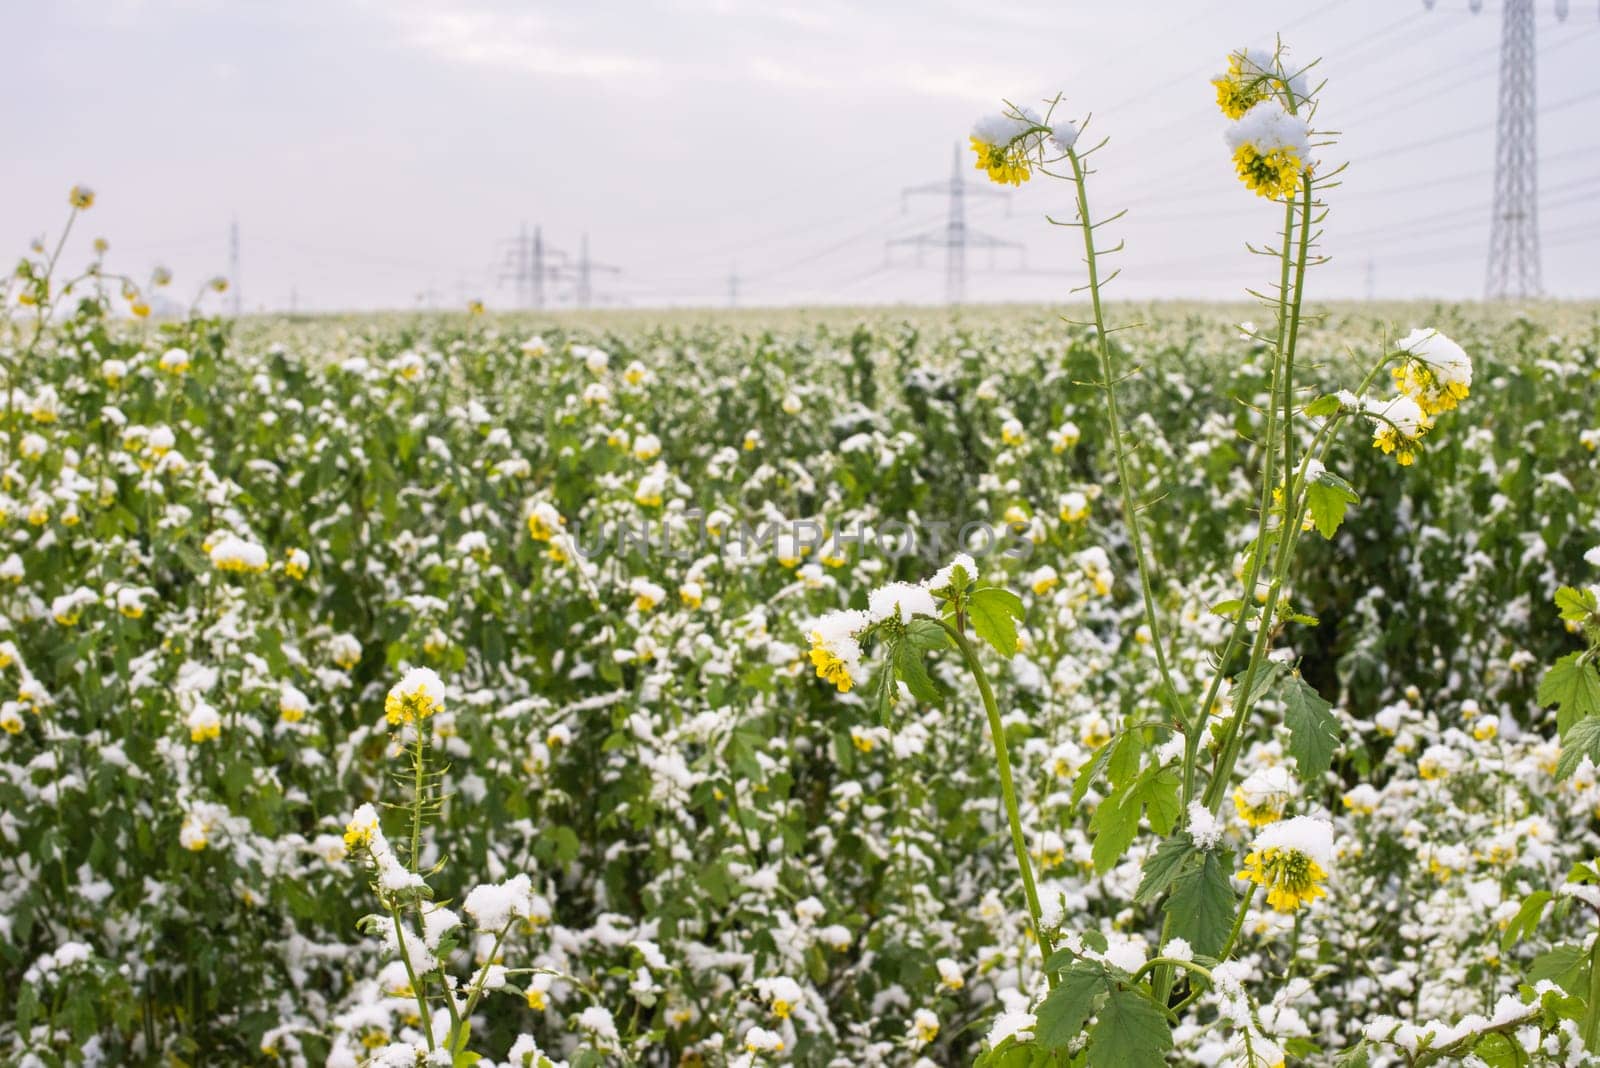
left=1484, top=0, right=1542, bottom=298
left=888, top=144, right=1022, bottom=305
left=548, top=234, right=620, bottom=308
left=1425, top=0, right=1585, bottom=298
left=498, top=224, right=567, bottom=309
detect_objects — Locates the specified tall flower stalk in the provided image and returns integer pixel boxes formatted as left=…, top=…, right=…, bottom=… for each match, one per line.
left=342, top=668, right=560, bottom=1066
left=925, top=42, right=1482, bottom=1061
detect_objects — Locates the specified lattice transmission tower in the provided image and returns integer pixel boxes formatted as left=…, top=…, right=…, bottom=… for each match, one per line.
left=1485, top=0, right=1542, bottom=298
left=498, top=224, right=567, bottom=309
left=888, top=144, right=1022, bottom=305
left=1427, top=0, right=1584, bottom=298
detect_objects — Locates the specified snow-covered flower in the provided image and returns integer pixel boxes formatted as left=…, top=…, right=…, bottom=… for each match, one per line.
left=970, top=106, right=1044, bottom=186
left=1365, top=394, right=1432, bottom=466
left=329, top=633, right=362, bottom=670
left=384, top=668, right=445, bottom=726
left=1212, top=46, right=1308, bottom=118
left=1233, top=765, right=1295, bottom=827
left=1237, top=816, right=1334, bottom=913
left=158, top=347, right=191, bottom=374
left=209, top=534, right=269, bottom=574
left=1224, top=101, right=1312, bottom=199
left=631, top=578, right=667, bottom=612
left=936, top=957, right=965, bottom=990
left=462, top=874, right=534, bottom=930
left=742, top=1025, right=784, bottom=1054
left=185, top=700, right=221, bottom=744
left=806, top=609, right=868, bottom=693
left=1393, top=328, right=1472, bottom=415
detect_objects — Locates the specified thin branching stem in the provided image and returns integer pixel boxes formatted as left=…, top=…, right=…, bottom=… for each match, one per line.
left=941, top=619, right=1057, bottom=984
left=1200, top=173, right=1318, bottom=815
left=1064, top=148, right=1184, bottom=731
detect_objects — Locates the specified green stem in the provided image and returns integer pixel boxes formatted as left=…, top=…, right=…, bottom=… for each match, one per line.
left=1199, top=177, right=1319, bottom=815
left=410, top=729, right=428, bottom=872
left=941, top=620, right=1057, bottom=982
left=450, top=920, right=516, bottom=1053
left=387, top=899, right=437, bottom=1050
left=1409, top=1007, right=1544, bottom=1066
left=1219, top=884, right=1257, bottom=964
left=386, top=719, right=439, bottom=1050
left=1130, top=956, right=1215, bottom=988
left=1064, top=149, right=1183, bottom=729
left=1583, top=923, right=1600, bottom=1053
left=1282, top=173, right=1314, bottom=492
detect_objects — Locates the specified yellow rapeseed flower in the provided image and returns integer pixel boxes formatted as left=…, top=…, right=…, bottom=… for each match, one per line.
left=384, top=668, right=445, bottom=726
left=1237, top=817, right=1333, bottom=913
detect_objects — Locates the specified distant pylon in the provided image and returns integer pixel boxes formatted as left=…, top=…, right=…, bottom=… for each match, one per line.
left=532, top=227, right=546, bottom=309
left=498, top=224, right=560, bottom=309
left=1485, top=0, right=1542, bottom=299
left=566, top=233, right=620, bottom=308
left=1424, top=0, right=1588, bottom=297
left=228, top=217, right=241, bottom=316
left=888, top=144, right=1021, bottom=305
left=728, top=264, right=739, bottom=308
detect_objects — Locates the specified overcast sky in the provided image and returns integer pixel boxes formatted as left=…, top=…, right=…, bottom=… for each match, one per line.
left=6, top=0, right=1598, bottom=311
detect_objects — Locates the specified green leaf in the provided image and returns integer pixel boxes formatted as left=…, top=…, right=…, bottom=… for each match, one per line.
left=1106, top=730, right=1144, bottom=791
left=1140, top=766, right=1182, bottom=837
left=1089, top=784, right=1143, bottom=876
left=1306, top=468, right=1360, bottom=539
left=1281, top=672, right=1341, bottom=779
left=1165, top=849, right=1236, bottom=957
left=870, top=660, right=896, bottom=726
left=1528, top=944, right=1586, bottom=995
left=1556, top=717, right=1600, bottom=782
left=1556, top=586, right=1599, bottom=624
left=1333, top=1041, right=1371, bottom=1068
left=968, top=587, right=1025, bottom=657
left=1090, top=764, right=1179, bottom=875
left=1035, top=963, right=1110, bottom=1049
left=1208, top=598, right=1244, bottom=618
left=1072, top=740, right=1117, bottom=805
left=904, top=617, right=951, bottom=652
left=1240, top=660, right=1284, bottom=710
left=1303, top=393, right=1341, bottom=417
left=1472, top=1032, right=1525, bottom=1068
left=1086, top=989, right=1173, bottom=1068
left=1135, top=836, right=1196, bottom=906
left=1501, top=890, right=1552, bottom=951
left=892, top=640, right=940, bottom=704
left=1541, top=653, right=1600, bottom=738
